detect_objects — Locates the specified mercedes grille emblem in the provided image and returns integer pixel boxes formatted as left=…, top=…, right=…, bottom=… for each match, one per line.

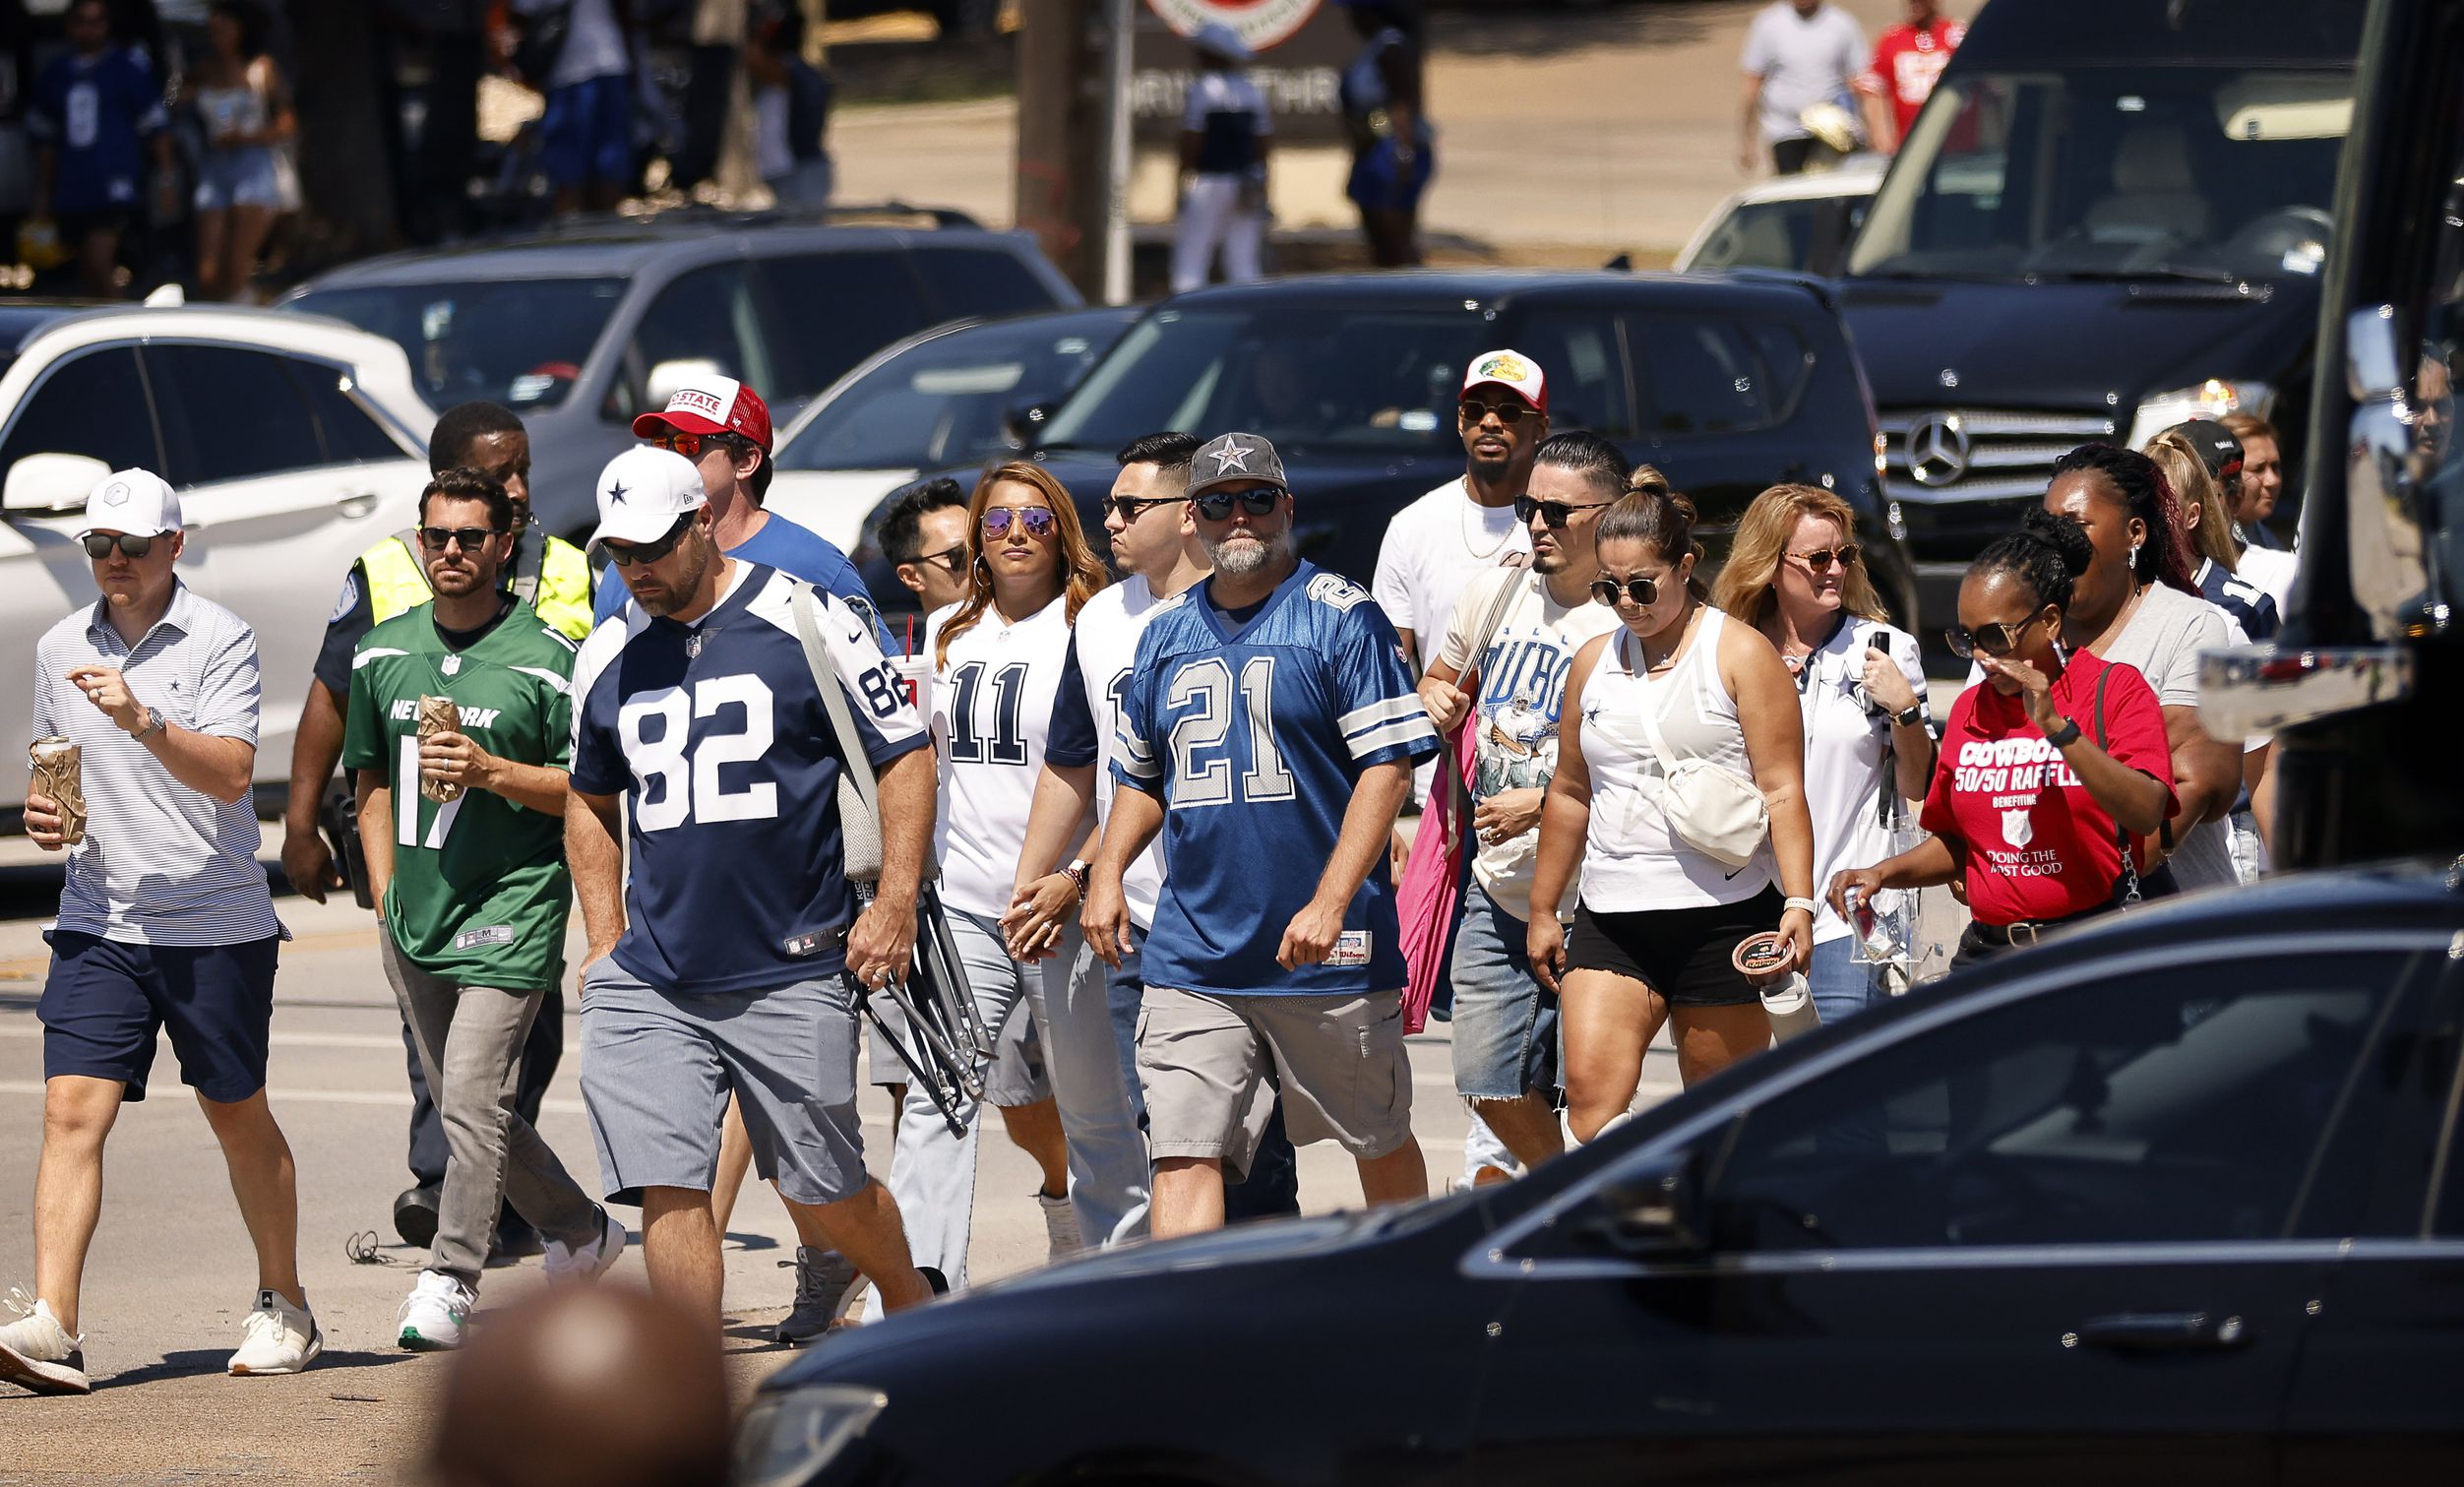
left=1905, top=414, right=1972, bottom=487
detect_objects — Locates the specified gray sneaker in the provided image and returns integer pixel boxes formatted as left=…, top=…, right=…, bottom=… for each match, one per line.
left=773, top=1248, right=868, bottom=1346
left=0, top=1288, right=88, bottom=1395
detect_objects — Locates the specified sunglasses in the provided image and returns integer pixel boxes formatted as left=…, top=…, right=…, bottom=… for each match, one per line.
left=418, top=526, right=504, bottom=553
left=82, top=532, right=155, bottom=559
left=1106, top=494, right=1183, bottom=525
left=981, top=506, right=1058, bottom=540
left=603, top=513, right=696, bottom=568
left=1192, top=488, right=1284, bottom=522
left=1590, top=575, right=1661, bottom=608
left=1459, top=398, right=1534, bottom=427
left=911, top=543, right=966, bottom=574
left=1790, top=544, right=1862, bottom=572
left=647, top=429, right=747, bottom=461
left=1515, top=494, right=1613, bottom=528
left=1944, top=617, right=2037, bottom=658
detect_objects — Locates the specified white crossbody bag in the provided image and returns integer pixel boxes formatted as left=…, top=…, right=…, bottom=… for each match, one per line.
left=1622, top=630, right=1770, bottom=869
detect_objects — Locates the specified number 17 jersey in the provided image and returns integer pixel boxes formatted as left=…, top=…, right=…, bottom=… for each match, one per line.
left=1113, top=560, right=1439, bottom=998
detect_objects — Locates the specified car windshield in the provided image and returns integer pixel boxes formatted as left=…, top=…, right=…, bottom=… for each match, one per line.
left=288, top=278, right=626, bottom=410
left=1694, top=193, right=1873, bottom=274
left=1038, top=304, right=1477, bottom=458
left=776, top=312, right=1133, bottom=472
left=1847, top=66, right=2350, bottom=282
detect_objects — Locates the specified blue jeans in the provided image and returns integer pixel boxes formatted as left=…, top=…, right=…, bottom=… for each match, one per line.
left=1448, top=887, right=1559, bottom=1101
left=1029, top=937, right=1150, bottom=1248
left=1807, top=937, right=1891, bottom=1030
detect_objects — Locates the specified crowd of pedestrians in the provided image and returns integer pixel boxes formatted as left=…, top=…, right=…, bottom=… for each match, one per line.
left=1741, top=0, right=1965, bottom=174
left=2, top=323, right=2297, bottom=1391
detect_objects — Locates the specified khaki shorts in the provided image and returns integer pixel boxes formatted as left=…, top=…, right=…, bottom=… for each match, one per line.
left=1138, top=986, right=1415, bottom=1163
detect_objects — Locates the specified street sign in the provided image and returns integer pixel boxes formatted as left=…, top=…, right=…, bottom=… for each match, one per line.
left=1131, top=0, right=1355, bottom=147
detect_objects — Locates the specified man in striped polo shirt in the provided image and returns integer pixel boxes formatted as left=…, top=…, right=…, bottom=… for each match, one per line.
left=0, top=469, right=319, bottom=1395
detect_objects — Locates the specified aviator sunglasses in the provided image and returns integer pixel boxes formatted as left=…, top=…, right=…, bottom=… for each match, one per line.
left=980, top=506, right=1058, bottom=540
left=1590, top=575, right=1661, bottom=608
left=1192, top=488, right=1283, bottom=522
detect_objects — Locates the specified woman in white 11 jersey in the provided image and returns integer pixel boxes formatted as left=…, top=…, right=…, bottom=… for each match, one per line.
left=895, top=463, right=1110, bottom=1288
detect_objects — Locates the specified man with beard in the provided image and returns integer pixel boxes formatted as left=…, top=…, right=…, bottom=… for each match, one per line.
left=1084, top=433, right=1439, bottom=1238
left=567, top=447, right=942, bottom=1323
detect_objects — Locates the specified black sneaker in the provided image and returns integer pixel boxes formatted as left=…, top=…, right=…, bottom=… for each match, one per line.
left=774, top=1248, right=869, bottom=1346
left=393, top=1183, right=442, bottom=1250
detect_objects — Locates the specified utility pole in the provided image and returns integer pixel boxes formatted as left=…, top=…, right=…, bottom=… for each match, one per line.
left=1015, top=0, right=1109, bottom=298
left=1101, top=0, right=1135, bottom=304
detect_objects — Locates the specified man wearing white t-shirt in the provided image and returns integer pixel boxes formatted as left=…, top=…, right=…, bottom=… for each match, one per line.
left=1414, top=433, right=1629, bottom=1178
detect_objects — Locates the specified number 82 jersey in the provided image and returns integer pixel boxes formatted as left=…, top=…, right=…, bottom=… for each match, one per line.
left=1113, top=561, right=1439, bottom=998
left=571, top=563, right=929, bottom=995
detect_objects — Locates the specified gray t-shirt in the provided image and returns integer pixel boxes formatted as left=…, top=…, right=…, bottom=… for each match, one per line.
left=1741, top=2, right=1869, bottom=145
left=2100, top=581, right=2241, bottom=892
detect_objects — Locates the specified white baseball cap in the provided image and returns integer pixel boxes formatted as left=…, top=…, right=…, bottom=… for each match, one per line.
left=1461, top=348, right=1549, bottom=413
left=588, top=446, right=708, bottom=548
left=75, top=467, right=181, bottom=539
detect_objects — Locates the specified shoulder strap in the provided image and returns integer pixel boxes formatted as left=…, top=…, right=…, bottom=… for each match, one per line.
left=1459, top=566, right=1526, bottom=684
left=2092, top=663, right=2110, bottom=749
left=1625, top=634, right=1684, bottom=774
left=790, top=583, right=884, bottom=883
left=510, top=529, right=545, bottom=606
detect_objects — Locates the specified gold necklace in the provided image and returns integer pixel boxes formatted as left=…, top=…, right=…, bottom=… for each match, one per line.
left=1459, top=477, right=1515, bottom=560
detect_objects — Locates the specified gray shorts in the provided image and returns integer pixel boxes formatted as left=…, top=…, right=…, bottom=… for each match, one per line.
left=580, top=958, right=867, bottom=1208
left=1139, top=986, right=1415, bottom=1163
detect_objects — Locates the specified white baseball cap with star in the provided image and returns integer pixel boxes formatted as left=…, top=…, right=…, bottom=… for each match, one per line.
left=589, top=446, right=708, bottom=548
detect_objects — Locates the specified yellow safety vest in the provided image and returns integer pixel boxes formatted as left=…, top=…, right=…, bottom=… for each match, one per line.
left=358, top=528, right=595, bottom=642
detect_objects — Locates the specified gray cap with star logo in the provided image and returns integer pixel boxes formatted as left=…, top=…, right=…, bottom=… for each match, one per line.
left=1187, top=431, right=1288, bottom=500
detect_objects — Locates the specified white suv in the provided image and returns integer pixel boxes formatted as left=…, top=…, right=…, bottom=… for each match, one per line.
left=0, top=304, right=436, bottom=813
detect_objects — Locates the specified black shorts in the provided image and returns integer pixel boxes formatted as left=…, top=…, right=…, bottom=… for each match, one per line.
left=1566, top=887, right=1785, bottom=1008
left=39, top=930, right=279, bottom=1103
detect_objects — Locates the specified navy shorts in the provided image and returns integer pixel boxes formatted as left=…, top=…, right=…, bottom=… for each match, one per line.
left=39, top=932, right=279, bottom=1103
left=539, top=73, right=634, bottom=189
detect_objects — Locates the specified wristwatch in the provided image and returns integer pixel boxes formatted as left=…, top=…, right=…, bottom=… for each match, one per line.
left=1891, top=701, right=1926, bottom=729
left=2043, top=715, right=2082, bottom=748
left=130, top=706, right=166, bottom=743
left=1064, top=859, right=1091, bottom=898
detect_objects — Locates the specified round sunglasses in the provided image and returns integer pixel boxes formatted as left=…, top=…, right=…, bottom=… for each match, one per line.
left=981, top=506, right=1058, bottom=540
left=1590, top=575, right=1661, bottom=608
left=1459, top=398, right=1534, bottom=426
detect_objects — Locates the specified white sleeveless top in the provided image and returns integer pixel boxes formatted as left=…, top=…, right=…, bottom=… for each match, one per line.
left=1576, top=605, right=1775, bottom=910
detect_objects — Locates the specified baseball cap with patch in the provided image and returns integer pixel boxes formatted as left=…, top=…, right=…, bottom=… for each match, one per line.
left=1187, top=431, right=1288, bottom=500
left=76, top=467, right=181, bottom=539
left=2170, top=418, right=2244, bottom=483
left=631, top=372, right=774, bottom=453
left=589, top=446, right=708, bottom=548
left=1462, top=348, right=1548, bottom=413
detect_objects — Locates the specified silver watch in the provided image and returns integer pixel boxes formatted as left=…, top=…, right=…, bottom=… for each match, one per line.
left=131, top=706, right=166, bottom=742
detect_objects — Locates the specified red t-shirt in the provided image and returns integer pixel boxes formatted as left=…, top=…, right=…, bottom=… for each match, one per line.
left=1863, top=20, right=1964, bottom=138
left=1920, top=651, right=2179, bottom=926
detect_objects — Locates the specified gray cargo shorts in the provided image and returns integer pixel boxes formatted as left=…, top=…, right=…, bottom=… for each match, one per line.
left=1138, top=986, right=1415, bottom=1163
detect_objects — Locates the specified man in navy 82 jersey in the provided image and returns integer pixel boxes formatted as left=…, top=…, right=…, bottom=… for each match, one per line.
left=1085, top=433, right=1440, bottom=1237
left=565, top=447, right=942, bottom=1321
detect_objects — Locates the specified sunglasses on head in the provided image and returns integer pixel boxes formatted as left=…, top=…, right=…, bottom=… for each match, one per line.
left=82, top=532, right=155, bottom=560
left=603, top=513, right=696, bottom=568
left=418, top=526, right=504, bottom=553
left=1459, top=398, right=1533, bottom=427
left=1590, top=575, right=1661, bottom=608
left=1790, top=543, right=1861, bottom=572
left=648, top=429, right=747, bottom=461
left=1515, top=494, right=1613, bottom=528
left=1944, top=616, right=2036, bottom=658
left=980, top=506, right=1058, bottom=540
left=1192, top=488, right=1283, bottom=522
left=1106, top=494, right=1183, bottom=525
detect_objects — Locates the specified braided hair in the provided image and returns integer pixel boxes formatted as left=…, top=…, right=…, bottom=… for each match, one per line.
left=2048, top=443, right=2200, bottom=595
left=1971, top=507, right=2093, bottom=614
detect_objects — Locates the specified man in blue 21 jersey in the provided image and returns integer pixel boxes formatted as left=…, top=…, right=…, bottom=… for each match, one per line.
left=1085, top=432, right=1439, bottom=1238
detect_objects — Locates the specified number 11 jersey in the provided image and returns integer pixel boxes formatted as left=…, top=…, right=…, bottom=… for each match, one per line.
left=922, top=594, right=1073, bottom=918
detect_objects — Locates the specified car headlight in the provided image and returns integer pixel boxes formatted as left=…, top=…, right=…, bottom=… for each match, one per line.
left=733, top=1384, right=890, bottom=1487
left=2125, top=380, right=2275, bottom=450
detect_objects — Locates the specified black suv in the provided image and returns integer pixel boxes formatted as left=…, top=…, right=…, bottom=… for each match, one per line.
left=859, top=271, right=1913, bottom=625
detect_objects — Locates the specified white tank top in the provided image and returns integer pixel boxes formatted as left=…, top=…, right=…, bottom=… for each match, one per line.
left=1576, top=605, right=1775, bottom=910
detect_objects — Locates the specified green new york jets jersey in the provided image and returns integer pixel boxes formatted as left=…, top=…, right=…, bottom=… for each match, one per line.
left=341, top=602, right=578, bottom=993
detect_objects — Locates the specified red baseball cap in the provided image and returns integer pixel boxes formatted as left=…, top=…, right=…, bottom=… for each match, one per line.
left=632, top=372, right=773, bottom=453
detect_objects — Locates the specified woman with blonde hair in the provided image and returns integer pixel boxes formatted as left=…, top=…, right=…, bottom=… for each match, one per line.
left=892, top=462, right=1111, bottom=1291
left=1712, top=484, right=1931, bottom=1025
left=1525, top=472, right=1817, bottom=1138
left=2144, top=428, right=2280, bottom=642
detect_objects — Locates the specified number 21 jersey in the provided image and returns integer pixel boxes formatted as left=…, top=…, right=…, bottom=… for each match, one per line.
left=922, top=594, right=1072, bottom=918
left=1113, top=561, right=1438, bottom=998
left=571, top=563, right=929, bottom=994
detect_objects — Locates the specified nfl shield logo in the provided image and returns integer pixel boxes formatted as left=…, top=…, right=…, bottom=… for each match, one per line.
left=2002, top=808, right=2034, bottom=848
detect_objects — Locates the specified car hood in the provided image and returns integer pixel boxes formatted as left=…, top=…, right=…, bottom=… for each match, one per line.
left=1840, top=276, right=2319, bottom=410
left=766, top=468, right=915, bottom=555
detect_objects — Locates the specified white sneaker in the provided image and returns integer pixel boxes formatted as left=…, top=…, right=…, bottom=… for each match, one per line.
left=541, top=1206, right=627, bottom=1284
left=227, top=1289, right=321, bottom=1376
left=1036, top=1190, right=1083, bottom=1260
left=0, top=1288, right=89, bottom=1395
left=396, top=1270, right=474, bottom=1352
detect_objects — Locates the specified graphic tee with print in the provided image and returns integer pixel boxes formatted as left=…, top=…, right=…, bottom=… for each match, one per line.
left=1863, top=19, right=1964, bottom=137
left=1433, top=567, right=1620, bottom=920
left=342, top=604, right=579, bottom=992
left=1921, top=651, right=2178, bottom=926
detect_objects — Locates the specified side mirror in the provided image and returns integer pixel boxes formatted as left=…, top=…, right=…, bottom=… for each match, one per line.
left=1005, top=401, right=1056, bottom=450
left=1577, top=1150, right=1709, bottom=1258
left=645, top=357, right=726, bottom=411
left=4, top=452, right=111, bottom=515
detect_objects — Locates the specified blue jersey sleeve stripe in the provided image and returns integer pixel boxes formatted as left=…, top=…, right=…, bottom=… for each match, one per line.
left=1337, top=694, right=1424, bottom=735
left=1348, top=714, right=1439, bottom=758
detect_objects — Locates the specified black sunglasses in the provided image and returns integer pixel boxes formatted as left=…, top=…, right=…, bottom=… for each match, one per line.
left=418, top=526, right=505, bottom=553
left=1515, top=494, right=1614, bottom=528
left=1106, top=494, right=1183, bottom=524
left=1192, top=488, right=1283, bottom=522
left=1944, top=617, right=2036, bottom=658
left=82, top=532, right=155, bottom=559
left=603, top=513, right=697, bottom=568
left=911, top=543, right=966, bottom=574
left=1459, top=398, right=1534, bottom=426
left=1590, top=575, right=1661, bottom=608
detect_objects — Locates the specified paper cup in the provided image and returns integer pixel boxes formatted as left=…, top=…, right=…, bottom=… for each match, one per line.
left=29, top=737, right=85, bottom=846
left=417, top=695, right=463, bottom=803
left=1731, top=931, right=1797, bottom=987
